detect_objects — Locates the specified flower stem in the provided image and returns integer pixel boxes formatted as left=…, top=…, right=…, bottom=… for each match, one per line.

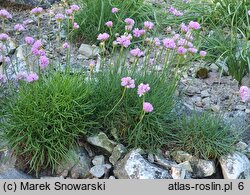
left=105, top=87, right=127, bottom=118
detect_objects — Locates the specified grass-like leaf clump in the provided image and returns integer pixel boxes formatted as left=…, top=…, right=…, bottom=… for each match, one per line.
left=1, top=73, right=95, bottom=173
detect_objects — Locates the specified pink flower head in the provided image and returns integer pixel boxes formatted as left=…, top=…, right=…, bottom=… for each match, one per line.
left=144, top=21, right=154, bottom=30
left=39, top=56, right=49, bottom=69
left=163, top=38, right=176, bottom=49
left=26, top=72, right=39, bottom=83
left=65, top=9, right=73, bottom=15
left=0, top=56, right=10, bottom=64
left=73, top=22, right=79, bottom=29
left=31, top=7, right=43, bottom=16
left=38, top=49, right=46, bottom=56
left=16, top=71, right=28, bottom=81
left=169, top=7, right=183, bottom=16
left=48, top=9, right=55, bottom=16
left=177, top=38, right=187, bottom=46
left=125, top=25, right=133, bottom=31
left=154, top=38, right=161, bottom=47
left=112, top=7, right=119, bottom=13
left=248, top=10, right=250, bottom=16
left=31, top=40, right=42, bottom=56
left=0, top=33, right=10, bottom=42
left=25, top=36, right=35, bottom=45
left=14, top=24, right=25, bottom=32
left=177, top=46, right=187, bottom=55
left=188, top=21, right=201, bottom=30
left=89, top=60, right=96, bottom=69
left=133, top=28, right=146, bottom=38
left=172, top=34, right=180, bottom=41
left=70, top=5, right=80, bottom=12
left=239, top=86, right=250, bottom=102
left=188, top=47, right=198, bottom=54
left=62, top=42, right=70, bottom=49
left=0, top=9, right=12, bottom=19
left=55, top=14, right=64, bottom=22
left=97, top=33, right=110, bottom=41
left=143, top=102, right=154, bottom=113
left=116, top=34, right=132, bottom=48
left=130, top=48, right=144, bottom=58
left=124, top=18, right=135, bottom=26
left=137, top=83, right=150, bottom=97
left=0, top=73, right=7, bottom=83
left=180, top=23, right=189, bottom=32
left=200, top=50, right=207, bottom=57
left=121, top=77, right=135, bottom=88
left=0, top=43, right=6, bottom=51
left=105, top=21, right=113, bottom=28
left=187, top=42, right=193, bottom=48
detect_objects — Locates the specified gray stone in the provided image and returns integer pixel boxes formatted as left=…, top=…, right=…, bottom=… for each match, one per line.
left=0, top=168, right=32, bottom=179
left=109, top=144, right=127, bottom=165
left=184, top=86, right=200, bottom=96
left=241, top=75, right=250, bottom=87
left=235, top=105, right=246, bottom=111
left=201, top=90, right=210, bottom=98
left=56, top=148, right=91, bottom=179
left=114, top=149, right=172, bottom=179
left=90, top=164, right=111, bottom=178
left=148, top=153, right=155, bottom=163
left=7, top=0, right=59, bottom=8
left=92, top=155, right=105, bottom=166
left=87, top=132, right=116, bottom=154
left=171, top=151, right=193, bottom=163
left=78, top=44, right=99, bottom=59
left=190, top=159, right=216, bottom=178
left=219, top=152, right=250, bottom=179
left=109, top=176, right=116, bottom=179
left=235, top=141, right=248, bottom=151
left=179, top=161, right=193, bottom=172
left=171, top=166, right=186, bottom=179
left=154, top=153, right=177, bottom=169
left=209, top=63, right=219, bottom=71
left=70, top=149, right=91, bottom=179
left=40, top=176, right=64, bottom=179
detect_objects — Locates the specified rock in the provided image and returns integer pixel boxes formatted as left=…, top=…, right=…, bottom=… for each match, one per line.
left=201, top=90, right=210, bottom=98
left=109, top=144, right=127, bottom=165
left=148, top=153, right=155, bottom=163
left=114, top=149, right=172, bottom=179
left=70, top=149, right=91, bottom=179
left=211, top=105, right=220, bottom=112
left=7, top=0, right=59, bottom=8
left=92, top=155, right=105, bottom=166
left=56, top=148, right=91, bottom=178
left=223, top=111, right=249, bottom=131
left=241, top=75, right=250, bottom=87
left=235, top=105, right=246, bottom=111
left=90, top=164, right=112, bottom=178
left=179, top=161, right=193, bottom=172
left=184, top=86, right=200, bottom=96
left=190, top=159, right=216, bottom=178
left=219, top=152, right=250, bottom=179
left=209, top=63, right=219, bottom=72
left=245, top=109, right=250, bottom=114
left=109, top=176, right=116, bottom=179
left=0, top=168, right=32, bottom=179
left=202, top=97, right=210, bottom=109
left=171, top=166, right=186, bottom=179
left=40, top=176, right=64, bottom=179
left=154, top=153, right=177, bottom=169
left=171, top=151, right=193, bottom=163
left=235, top=141, right=248, bottom=151
left=87, top=132, right=116, bottom=154
left=78, top=44, right=99, bottom=59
